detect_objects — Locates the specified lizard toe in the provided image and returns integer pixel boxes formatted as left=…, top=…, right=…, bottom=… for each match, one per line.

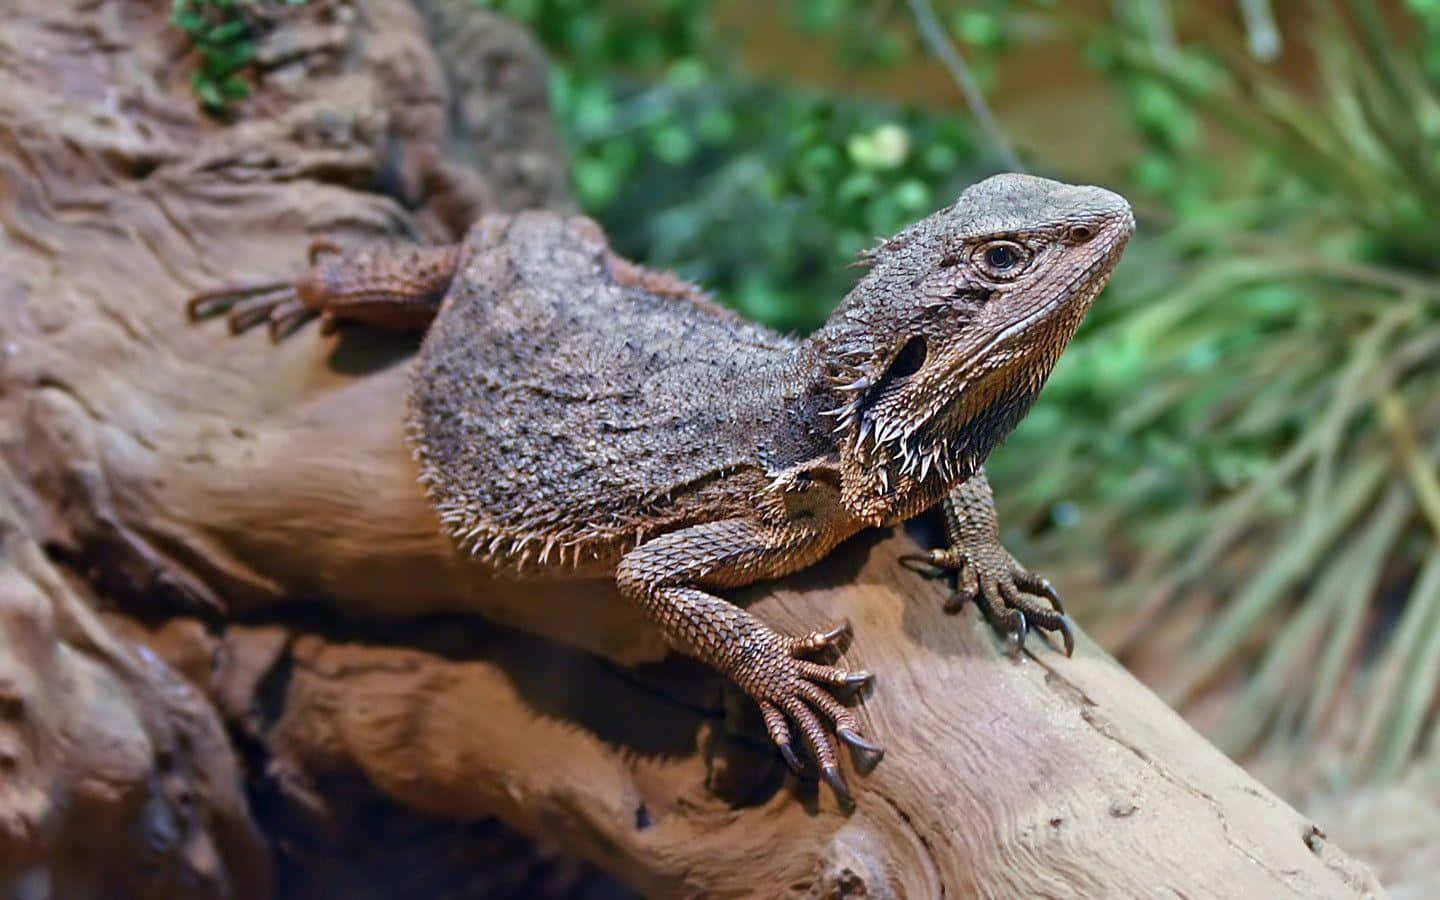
left=942, top=562, right=982, bottom=613
left=973, top=581, right=1028, bottom=656
left=759, top=700, right=803, bottom=773
left=899, top=548, right=965, bottom=578
left=780, top=696, right=838, bottom=774
left=794, top=659, right=871, bottom=691
left=1012, top=568, right=1065, bottom=615
left=267, top=299, right=318, bottom=341
left=791, top=619, right=852, bottom=654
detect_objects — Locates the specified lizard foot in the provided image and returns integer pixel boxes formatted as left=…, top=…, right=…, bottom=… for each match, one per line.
left=185, top=239, right=339, bottom=339
left=186, top=280, right=315, bottom=340
left=747, top=621, right=883, bottom=806
left=901, top=547, right=1074, bottom=657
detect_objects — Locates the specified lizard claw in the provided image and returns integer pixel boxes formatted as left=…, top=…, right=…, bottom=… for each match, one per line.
left=818, top=619, right=852, bottom=645
left=754, top=630, right=884, bottom=804
left=1004, top=609, right=1028, bottom=659
left=837, top=727, right=885, bottom=771
left=777, top=741, right=804, bottom=774
left=898, top=551, right=948, bottom=578
left=792, top=619, right=852, bottom=654
left=821, top=764, right=854, bottom=807
left=1041, top=579, right=1063, bottom=613
left=1053, top=614, right=1076, bottom=657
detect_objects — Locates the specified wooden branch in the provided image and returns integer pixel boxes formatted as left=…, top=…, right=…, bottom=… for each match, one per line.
left=200, top=533, right=1388, bottom=898
left=0, top=457, right=270, bottom=897
left=0, top=0, right=1383, bottom=897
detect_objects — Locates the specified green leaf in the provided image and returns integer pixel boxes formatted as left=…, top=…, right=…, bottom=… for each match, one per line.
left=651, top=125, right=696, bottom=164
left=206, top=19, right=249, bottom=45
left=220, top=73, right=250, bottom=100
left=194, top=74, right=224, bottom=109
left=205, top=41, right=254, bottom=73
left=950, top=10, right=1003, bottom=49
left=173, top=13, right=205, bottom=34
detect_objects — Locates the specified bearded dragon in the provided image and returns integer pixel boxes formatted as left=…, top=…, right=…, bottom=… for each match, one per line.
left=186, top=173, right=1134, bottom=803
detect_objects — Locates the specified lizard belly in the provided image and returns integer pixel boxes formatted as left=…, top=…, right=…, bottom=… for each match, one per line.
left=406, top=212, right=797, bottom=577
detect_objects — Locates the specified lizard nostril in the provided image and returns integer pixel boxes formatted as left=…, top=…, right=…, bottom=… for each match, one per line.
left=1068, top=224, right=1095, bottom=243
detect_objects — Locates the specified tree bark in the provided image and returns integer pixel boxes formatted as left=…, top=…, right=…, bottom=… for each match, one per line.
left=0, top=0, right=1384, bottom=897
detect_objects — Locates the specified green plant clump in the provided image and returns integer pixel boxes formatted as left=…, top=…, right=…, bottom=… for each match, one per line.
left=173, top=0, right=307, bottom=115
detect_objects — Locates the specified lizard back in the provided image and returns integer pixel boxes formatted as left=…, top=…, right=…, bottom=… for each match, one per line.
left=408, top=212, right=800, bottom=576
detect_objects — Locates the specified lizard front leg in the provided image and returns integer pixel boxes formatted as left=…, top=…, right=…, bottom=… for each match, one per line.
left=903, top=468, right=1075, bottom=656
left=615, top=518, right=883, bottom=803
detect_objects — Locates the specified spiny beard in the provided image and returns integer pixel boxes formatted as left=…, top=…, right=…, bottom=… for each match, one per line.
left=821, top=360, right=1041, bottom=499
left=820, top=366, right=979, bottom=495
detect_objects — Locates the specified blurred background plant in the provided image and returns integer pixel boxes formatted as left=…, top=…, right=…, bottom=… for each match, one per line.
left=467, top=0, right=1440, bottom=794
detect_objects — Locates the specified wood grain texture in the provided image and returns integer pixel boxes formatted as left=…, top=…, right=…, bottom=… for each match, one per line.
left=0, top=0, right=1384, bottom=897
left=0, top=461, right=270, bottom=898
left=197, top=533, right=1384, bottom=897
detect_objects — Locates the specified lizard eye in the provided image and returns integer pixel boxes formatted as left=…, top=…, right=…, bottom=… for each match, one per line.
left=975, top=241, right=1028, bottom=279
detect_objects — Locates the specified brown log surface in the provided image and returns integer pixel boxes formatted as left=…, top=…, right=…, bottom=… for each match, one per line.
left=0, top=1, right=1385, bottom=897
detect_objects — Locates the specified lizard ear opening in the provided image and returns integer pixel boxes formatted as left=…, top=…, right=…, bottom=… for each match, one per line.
left=847, top=334, right=929, bottom=450
left=884, top=335, right=928, bottom=382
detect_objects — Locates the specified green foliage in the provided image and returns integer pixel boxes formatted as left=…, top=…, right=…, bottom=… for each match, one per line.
left=173, top=0, right=307, bottom=115
left=479, top=0, right=988, bottom=331
left=587, top=93, right=978, bottom=330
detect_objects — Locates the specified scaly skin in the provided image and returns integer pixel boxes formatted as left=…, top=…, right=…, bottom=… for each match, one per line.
left=186, top=174, right=1135, bottom=804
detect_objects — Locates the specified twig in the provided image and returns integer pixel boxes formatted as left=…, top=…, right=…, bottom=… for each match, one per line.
left=904, top=0, right=1022, bottom=171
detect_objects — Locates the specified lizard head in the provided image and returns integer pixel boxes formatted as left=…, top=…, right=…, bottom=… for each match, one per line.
left=808, top=173, right=1134, bottom=519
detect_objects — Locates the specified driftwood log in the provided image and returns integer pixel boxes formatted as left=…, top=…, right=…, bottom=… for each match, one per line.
left=0, top=0, right=1386, bottom=897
